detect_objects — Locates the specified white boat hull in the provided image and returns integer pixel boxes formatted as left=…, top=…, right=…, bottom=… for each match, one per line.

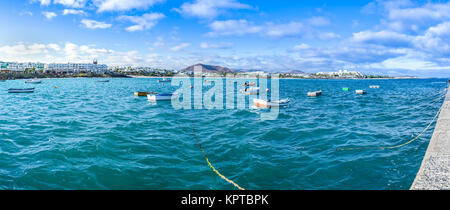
left=241, top=87, right=260, bottom=95
left=8, top=88, right=35, bottom=93
left=148, top=94, right=173, bottom=101
left=25, top=79, right=42, bottom=84
left=253, top=98, right=290, bottom=108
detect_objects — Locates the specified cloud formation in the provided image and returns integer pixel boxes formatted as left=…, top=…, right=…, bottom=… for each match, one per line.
left=81, top=19, right=112, bottom=29
left=175, top=0, right=252, bottom=19
left=118, top=13, right=165, bottom=32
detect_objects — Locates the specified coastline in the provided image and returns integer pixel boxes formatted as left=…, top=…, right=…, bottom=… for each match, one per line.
left=0, top=73, right=422, bottom=81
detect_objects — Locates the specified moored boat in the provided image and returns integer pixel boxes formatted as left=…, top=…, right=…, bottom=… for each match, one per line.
left=242, top=82, right=256, bottom=86
left=370, top=85, right=380, bottom=89
left=8, top=88, right=35, bottom=93
left=97, top=80, right=110, bottom=83
left=241, top=87, right=260, bottom=95
left=253, top=98, right=290, bottom=108
left=147, top=93, right=173, bottom=101
left=356, top=90, right=367, bottom=94
left=308, top=90, right=322, bottom=97
left=158, top=78, right=172, bottom=83
left=25, top=79, right=42, bottom=84
left=134, top=92, right=157, bottom=97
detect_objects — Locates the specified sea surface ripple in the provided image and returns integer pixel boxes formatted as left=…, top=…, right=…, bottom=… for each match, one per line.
left=0, top=78, right=447, bottom=190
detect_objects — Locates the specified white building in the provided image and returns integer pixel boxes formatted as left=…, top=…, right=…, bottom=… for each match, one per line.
left=0, top=62, right=45, bottom=72
left=45, top=63, right=108, bottom=73
left=316, top=69, right=363, bottom=78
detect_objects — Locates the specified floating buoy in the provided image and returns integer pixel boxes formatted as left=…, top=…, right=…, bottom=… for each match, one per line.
left=190, top=85, right=193, bottom=89
left=342, top=87, right=349, bottom=91
left=356, top=90, right=367, bottom=95
left=266, top=89, right=270, bottom=92
left=54, top=86, right=58, bottom=89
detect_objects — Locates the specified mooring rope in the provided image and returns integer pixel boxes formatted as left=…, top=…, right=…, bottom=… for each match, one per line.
left=369, top=93, right=447, bottom=124
left=191, top=126, right=245, bottom=190
left=337, top=87, right=448, bottom=151
left=175, top=113, right=245, bottom=190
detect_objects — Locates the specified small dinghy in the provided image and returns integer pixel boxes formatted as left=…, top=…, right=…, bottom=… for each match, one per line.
left=25, top=79, right=42, bottom=84
left=158, top=78, right=172, bottom=83
left=241, top=87, right=260, bottom=95
left=356, top=90, right=367, bottom=95
left=369, top=85, right=380, bottom=89
left=8, top=88, right=35, bottom=93
left=97, top=80, right=110, bottom=83
left=242, top=82, right=256, bottom=87
left=148, top=93, right=173, bottom=101
left=134, top=92, right=157, bottom=97
left=308, top=90, right=322, bottom=97
left=253, top=98, right=290, bottom=108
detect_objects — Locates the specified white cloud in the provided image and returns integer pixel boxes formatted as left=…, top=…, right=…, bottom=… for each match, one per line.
left=200, top=42, right=233, bottom=49
left=47, top=43, right=61, bottom=51
left=54, top=0, right=86, bottom=8
left=118, top=13, right=165, bottom=32
left=33, top=0, right=51, bottom=6
left=42, top=11, right=57, bottom=20
left=0, top=43, right=60, bottom=55
left=175, top=0, right=252, bottom=19
left=414, top=22, right=450, bottom=55
left=292, top=43, right=310, bottom=51
left=207, top=19, right=304, bottom=38
left=152, top=36, right=165, bottom=47
left=170, top=43, right=191, bottom=51
left=207, top=19, right=261, bottom=36
left=318, top=32, right=341, bottom=40
left=352, top=30, right=413, bottom=47
left=19, top=11, right=33, bottom=16
left=63, top=9, right=86, bottom=15
left=94, top=0, right=165, bottom=12
left=81, top=19, right=112, bottom=29
left=265, top=21, right=304, bottom=38
left=307, top=16, right=330, bottom=26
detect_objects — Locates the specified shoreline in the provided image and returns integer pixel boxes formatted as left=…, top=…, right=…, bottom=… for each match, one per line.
left=0, top=74, right=427, bottom=81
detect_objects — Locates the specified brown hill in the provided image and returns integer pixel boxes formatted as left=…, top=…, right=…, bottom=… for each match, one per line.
left=182, top=63, right=234, bottom=73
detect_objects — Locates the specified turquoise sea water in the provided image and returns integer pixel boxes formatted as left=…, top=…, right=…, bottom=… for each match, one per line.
left=0, top=78, right=447, bottom=190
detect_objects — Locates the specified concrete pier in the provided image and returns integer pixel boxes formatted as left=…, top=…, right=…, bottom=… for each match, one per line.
left=411, top=87, right=450, bottom=190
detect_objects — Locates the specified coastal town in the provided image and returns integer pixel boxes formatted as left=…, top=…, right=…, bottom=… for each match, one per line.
left=0, top=60, right=395, bottom=80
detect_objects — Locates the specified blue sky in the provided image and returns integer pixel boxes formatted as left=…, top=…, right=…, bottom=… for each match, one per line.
left=1, top=0, right=450, bottom=77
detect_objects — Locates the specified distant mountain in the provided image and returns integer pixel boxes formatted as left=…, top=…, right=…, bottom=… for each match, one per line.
left=285, top=70, right=305, bottom=74
left=182, top=63, right=234, bottom=73
left=233, top=69, right=266, bottom=72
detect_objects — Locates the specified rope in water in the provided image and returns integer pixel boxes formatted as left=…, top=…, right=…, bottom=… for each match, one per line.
left=175, top=114, right=245, bottom=190
left=190, top=126, right=245, bottom=190
left=337, top=87, right=448, bottom=151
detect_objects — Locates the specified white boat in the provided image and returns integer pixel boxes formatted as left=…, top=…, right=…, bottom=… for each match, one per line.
left=25, top=79, right=42, bottom=84
left=147, top=93, right=173, bottom=101
left=253, top=98, right=290, bottom=108
left=307, top=90, right=322, bottom=97
left=370, top=85, right=380, bottom=89
left=97, top=80, right=110, bottom=83
left=241, top=87, right=260, bottom=95
left=356, top=90, right=367, bottom=94
left=158, top=78, right=172, bottom=83
left=8, top=88, right=35, bottom=93
left=242, top=82, right=256, bottom=86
